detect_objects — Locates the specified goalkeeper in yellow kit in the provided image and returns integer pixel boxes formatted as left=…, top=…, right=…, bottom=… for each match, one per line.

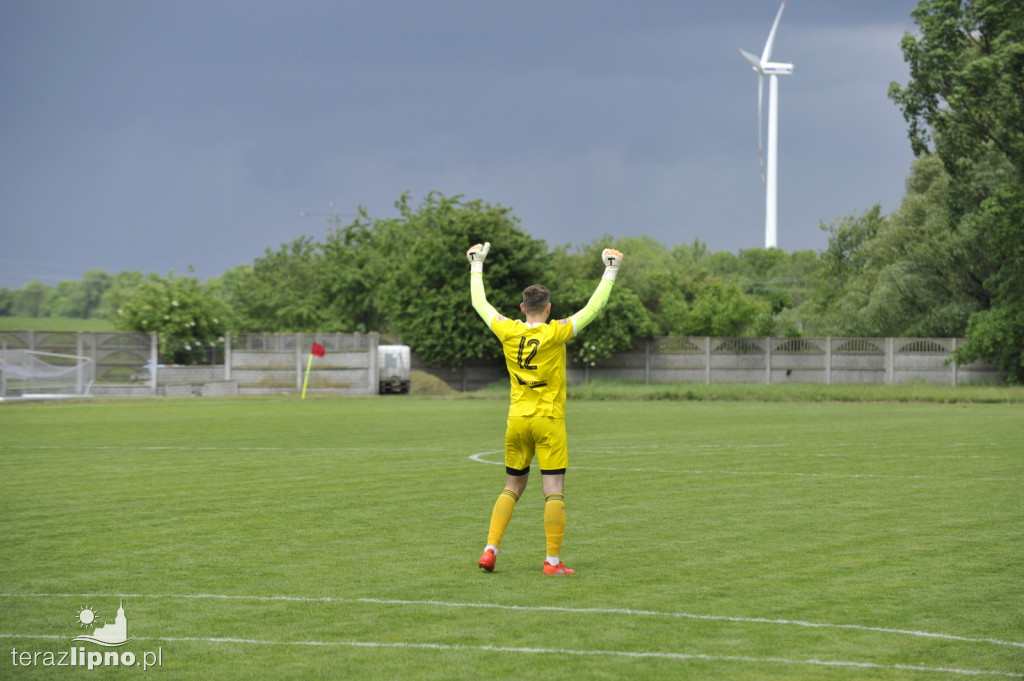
left=467, top=241, right=623, bottom=575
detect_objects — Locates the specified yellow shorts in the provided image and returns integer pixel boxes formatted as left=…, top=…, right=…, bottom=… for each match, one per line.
left=504, top=416, right=568, bottom=473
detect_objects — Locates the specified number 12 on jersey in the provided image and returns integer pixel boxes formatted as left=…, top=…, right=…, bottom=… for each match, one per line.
left=517, top=337, right=539, bottom=370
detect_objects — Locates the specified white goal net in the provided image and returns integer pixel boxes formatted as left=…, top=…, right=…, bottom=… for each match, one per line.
left=0, top=350, right=95, bottom=399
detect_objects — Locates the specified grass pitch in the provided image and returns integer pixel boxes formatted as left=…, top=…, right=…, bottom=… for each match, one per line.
left=0, top=316, right=116, bottom=332
left=1, top=395, right=1021, bottom=679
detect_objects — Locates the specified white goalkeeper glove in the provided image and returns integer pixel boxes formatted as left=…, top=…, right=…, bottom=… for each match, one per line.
left=467, top=242, right=491, bottom=273
left=601, top=248, right=624, bottom=281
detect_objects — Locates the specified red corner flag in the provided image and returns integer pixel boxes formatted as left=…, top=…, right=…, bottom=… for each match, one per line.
left=303, top=342, right=325, bottom=399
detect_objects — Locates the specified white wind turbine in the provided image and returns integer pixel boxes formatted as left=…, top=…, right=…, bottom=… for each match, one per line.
left=739, top=0, right=793, bottom=249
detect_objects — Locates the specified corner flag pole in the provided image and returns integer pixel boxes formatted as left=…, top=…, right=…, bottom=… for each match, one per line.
left=301, top=354, right=314, bottom=399
left=302, top=342, right=326, bottom=400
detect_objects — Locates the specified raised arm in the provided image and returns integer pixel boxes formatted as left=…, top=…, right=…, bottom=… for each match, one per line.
left=467, top=242, right=499, bottom=325
left=571, top=248, right=623, bottom=333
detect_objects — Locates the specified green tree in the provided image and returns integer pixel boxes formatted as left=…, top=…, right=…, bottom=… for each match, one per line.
left=705, top=248, right=819, bottom=319
left=889, top=0, right=1024, bottom=381
left=659, top=280, right=771, bottom=337
left=377, top=192, right=549, bottom=369
left=113, top=271, right=229, bottom=364
left=41, top=269, right=113, bottom=319
left=955, top=181, right=1024, bottom=380
left=803, top=205, right=890, bottom=335
left=321, top=215, right=387, bottom=333
left=564, top=236, right=720, bottom=335
left=671, top=239, right=709, bottom=267
left=544, top=236, right=683, bottom=359
left=547, top=236, right=794, bottom=341
left=889, top=0, right=1024, bottom=188
left=547, top=279, right=655, bottom=366
left=41, top=280, right=81, bottom=318
left=10, top=281, right=51, bottom=317
left=224, top=216, right=390, bottom=334
left=577, top=236, right=680, bottom=312
left=803, top=159, right=984, bottom=338
left=867, top=155, right=985, bottom=336
left=94, top=271, right=144, bottom=321
left=0, top=288, right=13, bottom=316
left=226, top=236, right=328, bottom=332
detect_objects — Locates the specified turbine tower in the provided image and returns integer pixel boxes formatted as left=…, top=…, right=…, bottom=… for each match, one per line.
left=739, top=0, right=793, bottom=249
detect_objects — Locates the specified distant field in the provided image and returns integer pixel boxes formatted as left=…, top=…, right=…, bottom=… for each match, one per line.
left=562, top=379, right=1024, bottom=404
left=1, top=396, right=1021, bottom=680
left=0, top=316, right=116, bottom=332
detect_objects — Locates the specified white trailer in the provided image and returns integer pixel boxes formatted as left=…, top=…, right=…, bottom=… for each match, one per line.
left=377, top=345, right=411, bottom=394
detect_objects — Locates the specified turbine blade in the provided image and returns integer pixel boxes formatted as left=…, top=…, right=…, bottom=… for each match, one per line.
left=761, top=0, right=787, bottom=63
left=738, top=47, right=762, bottom=71
left=757, top=74, right=765, bottom=185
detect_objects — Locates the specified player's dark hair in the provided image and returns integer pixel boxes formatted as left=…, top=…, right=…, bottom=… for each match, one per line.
left=522, top=285, right=550, bottom=315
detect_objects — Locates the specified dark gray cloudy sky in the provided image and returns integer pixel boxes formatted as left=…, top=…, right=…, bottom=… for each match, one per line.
left=0, top=0, right=921, bottom=288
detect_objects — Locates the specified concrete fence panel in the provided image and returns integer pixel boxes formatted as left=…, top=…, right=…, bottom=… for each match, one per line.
left=0, top=331, right=1003, bottom=397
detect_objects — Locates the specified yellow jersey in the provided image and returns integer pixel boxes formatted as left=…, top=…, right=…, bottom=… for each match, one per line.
left=489, top=315, right=576, bottom=417
left=470, top=270, right=614, bottom=418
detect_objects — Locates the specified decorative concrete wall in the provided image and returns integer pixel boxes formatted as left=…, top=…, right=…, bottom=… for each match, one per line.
left=0, top=331, right=1001, bottom=398
left=417, top=337, right=1001, bottom=391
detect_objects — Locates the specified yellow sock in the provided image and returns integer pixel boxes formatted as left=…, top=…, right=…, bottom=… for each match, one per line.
left=544, top=493, right=566, bottom=558
left=486, top=488, right=520, bottom=548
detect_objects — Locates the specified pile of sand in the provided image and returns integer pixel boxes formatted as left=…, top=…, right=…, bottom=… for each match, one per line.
left=409, top=370, right=457, bottom=396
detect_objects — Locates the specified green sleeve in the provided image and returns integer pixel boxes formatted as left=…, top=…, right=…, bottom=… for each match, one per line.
left=572, top=277, right=614, bottom=333
left=470, top=272, right=500, bottom=325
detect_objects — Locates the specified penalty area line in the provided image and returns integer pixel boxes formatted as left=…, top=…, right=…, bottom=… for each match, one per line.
left=2, top=444, right=445, bottom=453
left=3, top=592, right=1022, bottom=651
left=0, top=633, right=1020, bottom=678
left=467, top=452, right=1019, bottom=482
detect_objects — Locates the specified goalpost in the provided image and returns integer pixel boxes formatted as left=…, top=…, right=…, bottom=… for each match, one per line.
left=0, top=350, right=95, bottom=400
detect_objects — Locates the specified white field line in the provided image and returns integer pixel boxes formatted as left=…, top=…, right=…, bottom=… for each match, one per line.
left=577, top=443, right=1013, bottom=459
left=0, top=444, right=445, bottom=452
left=4, top=441, right=1016, bottom=458
left=4, top=445, right=1014, bottom=480
left=467, top=452, right=1020, bottom=482
left=581, top=444, right=1017, bottom=461
left=584, top=441, right=1017, bottom=451
left=3, top=443, right=1013, bottom=466
left=2, top=592, right=1021, bottom=651
left=0, top=633, right=1020, bottom=678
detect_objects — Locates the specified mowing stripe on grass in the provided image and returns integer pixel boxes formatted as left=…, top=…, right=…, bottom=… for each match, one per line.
left=0, top=633, right=1019, bottom=678
left=3, top=592, right=1020, bottom=650
left=467, top=452, right=1021, bottom=482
